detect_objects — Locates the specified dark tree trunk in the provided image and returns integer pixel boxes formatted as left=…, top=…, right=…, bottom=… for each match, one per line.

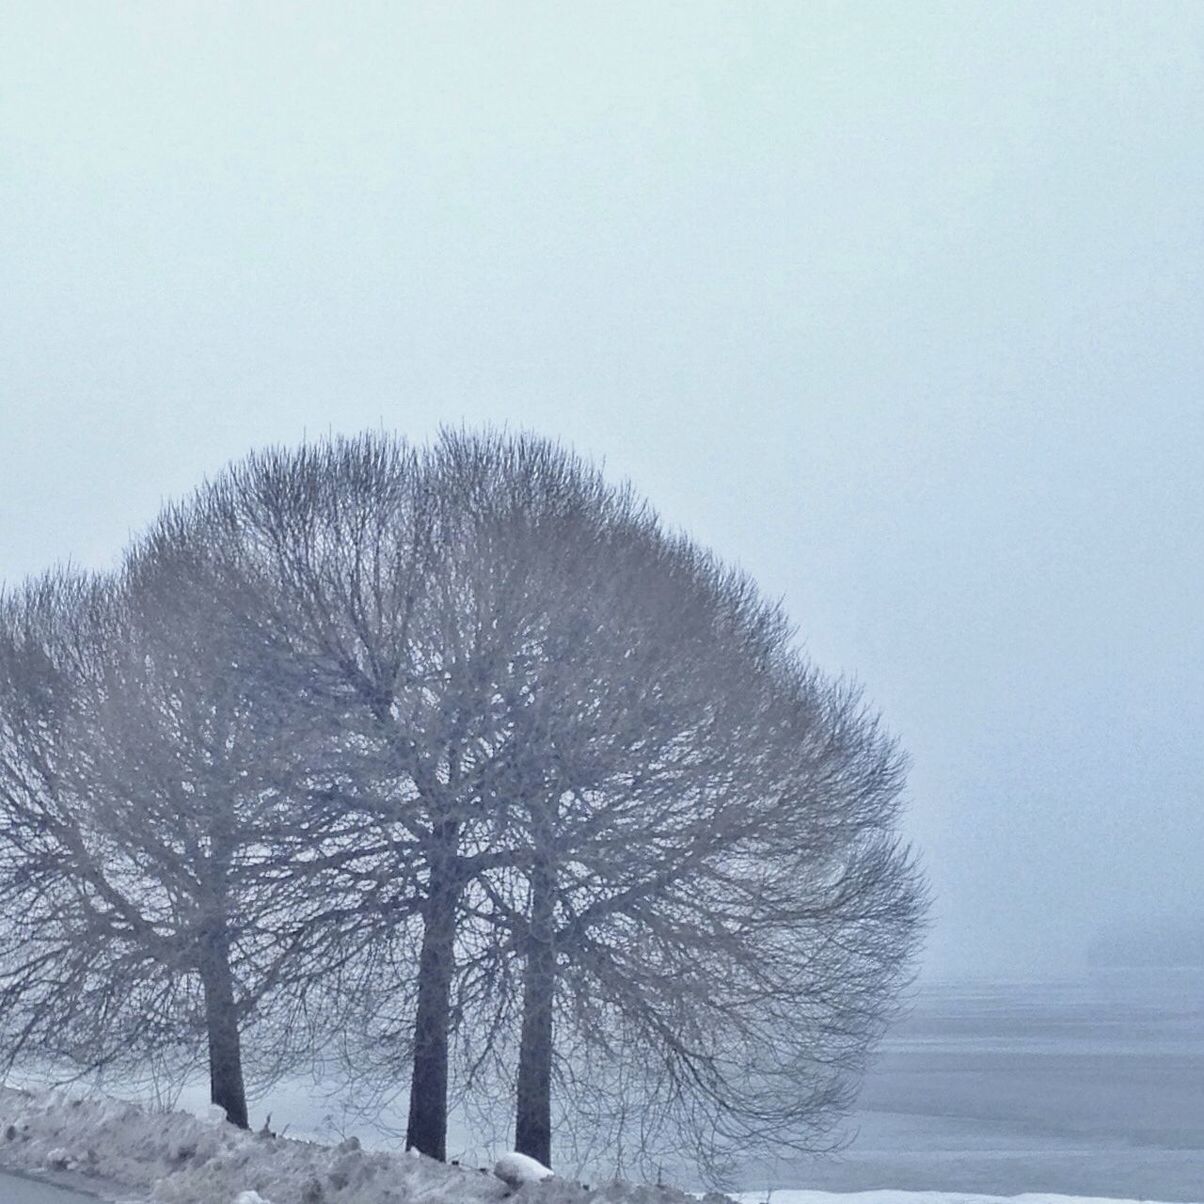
left=405, top=840, right=462, bottom=1160
left=514, top=853, right=556, bottom=1168
left=199, top=931, right=249, bottom=1129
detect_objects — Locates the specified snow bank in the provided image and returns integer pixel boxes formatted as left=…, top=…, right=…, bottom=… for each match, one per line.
left=0, top=1086, right=710, bottom=1204
left=0, top=1086, right=517, bottom=1203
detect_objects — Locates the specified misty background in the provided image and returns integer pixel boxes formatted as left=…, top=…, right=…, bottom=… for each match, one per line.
left=2, top=2, right=1201, bottom=981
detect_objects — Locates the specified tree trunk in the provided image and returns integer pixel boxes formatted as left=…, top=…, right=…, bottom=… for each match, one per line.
left=514, top=853, right=556, bottom=1167
left=405, top=842, right=461, bottom=1160
left=199, top=932, right=249, bottom=1129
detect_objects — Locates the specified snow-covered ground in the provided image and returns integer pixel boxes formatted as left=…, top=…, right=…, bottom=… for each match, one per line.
left=0, top=1087, right=726, bottom=1204
left=0, top=1087, right=515, bottom=1204
left=0, top=1088, right=1192, bottom=1204
left=733, top=1196, right=1190, bottom=1204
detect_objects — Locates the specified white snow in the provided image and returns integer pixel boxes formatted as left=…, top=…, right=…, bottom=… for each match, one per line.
left=494, top=1151, right=554, bottom=1187
left=0, top=1087, right=1188, bottom=1204
left=734, top=1195, right=1186, bottom=1204
left=0, top=1086, right=514, bottom=1204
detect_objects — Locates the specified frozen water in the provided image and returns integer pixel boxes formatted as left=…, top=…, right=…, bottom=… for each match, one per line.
left=739, top=971, right=1204, bottom=1202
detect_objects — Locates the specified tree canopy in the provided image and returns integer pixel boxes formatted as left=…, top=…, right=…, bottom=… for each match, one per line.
left=0, top=430, right=925, bottom=1183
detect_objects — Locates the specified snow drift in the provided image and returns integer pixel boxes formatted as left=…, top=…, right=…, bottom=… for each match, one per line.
left=0, top=1086, right=716, bottom=1204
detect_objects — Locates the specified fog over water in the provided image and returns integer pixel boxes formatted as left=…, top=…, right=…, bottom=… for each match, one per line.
left=2, top=3, right=1201, bottom=980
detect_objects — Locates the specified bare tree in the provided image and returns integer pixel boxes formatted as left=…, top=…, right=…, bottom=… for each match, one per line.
left=0, top=572, right=164, bottom=1080
left=0, top=546, right=355, bottom=1126
left=167, top=434, right=499, bottom=1160
left=398, top=438, right=925, bottom=1174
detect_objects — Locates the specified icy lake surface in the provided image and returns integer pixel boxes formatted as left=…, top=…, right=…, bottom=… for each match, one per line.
left=739, top=970, right=1204, bottom=1202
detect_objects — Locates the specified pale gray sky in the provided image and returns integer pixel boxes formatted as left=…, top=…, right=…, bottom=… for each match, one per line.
left=3, top=2, right=1201, bottom=978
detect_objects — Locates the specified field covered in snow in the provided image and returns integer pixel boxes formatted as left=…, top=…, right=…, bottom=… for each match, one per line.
left=0, top=1086, right=634, bottom=1204
left=0, top=1087, right=1192, bottom=1204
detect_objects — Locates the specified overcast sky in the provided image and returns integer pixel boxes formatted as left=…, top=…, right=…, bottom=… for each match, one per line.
left=3, top=2, right=1201, bottom=979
